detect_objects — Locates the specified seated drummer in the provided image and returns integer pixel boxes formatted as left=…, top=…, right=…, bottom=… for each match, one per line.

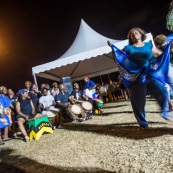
left=70, top=83, right=88, bottom=103
left=39, top=87, right=63, bottom=129
left=70, top=83, right=92, bottom=119
left=83, top=78, right=103, bottom=114
left=55, top=84, right=85, bottom=122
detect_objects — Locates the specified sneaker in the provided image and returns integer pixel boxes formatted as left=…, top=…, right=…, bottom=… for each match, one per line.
left=161, top=111, right=173, bottom=121
left=25, top=136, right=30, bottom=142
left=52, top=126, right=56, bottom=130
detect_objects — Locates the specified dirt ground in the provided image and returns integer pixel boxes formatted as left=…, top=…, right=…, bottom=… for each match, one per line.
left=1, top=98, right=173, bottom=173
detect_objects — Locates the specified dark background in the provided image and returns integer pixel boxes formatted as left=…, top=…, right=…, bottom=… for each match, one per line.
left=0, top=0, right=172, bottom=92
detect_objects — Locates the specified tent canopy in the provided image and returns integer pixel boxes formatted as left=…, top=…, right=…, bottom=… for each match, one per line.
left=32, top=19, right=152, bottom=83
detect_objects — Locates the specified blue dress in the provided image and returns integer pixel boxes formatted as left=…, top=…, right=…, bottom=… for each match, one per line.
left=111, top=41, right=170, bottom=127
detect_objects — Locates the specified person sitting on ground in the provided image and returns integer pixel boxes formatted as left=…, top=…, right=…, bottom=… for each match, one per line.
left=39, top=87, right=63, bottom=129
left=16, top=89, right=43, bottom=142
left=55, top=84, right=84, bottom=122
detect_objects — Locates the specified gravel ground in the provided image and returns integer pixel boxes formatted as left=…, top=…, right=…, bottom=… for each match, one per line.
left=1, top=98, right=173, bottom=173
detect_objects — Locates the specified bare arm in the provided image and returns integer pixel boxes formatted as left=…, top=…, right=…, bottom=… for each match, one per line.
left=52, top=100, right=56, bottom=106
left=152, top=47, right=163, bottom=58
left=30, top=100, right=35, bottom=114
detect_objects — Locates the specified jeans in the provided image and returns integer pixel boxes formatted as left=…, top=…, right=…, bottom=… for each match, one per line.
left=168, top=64, right=173, bottom=97
left=128, top=77, right=168, bottom=127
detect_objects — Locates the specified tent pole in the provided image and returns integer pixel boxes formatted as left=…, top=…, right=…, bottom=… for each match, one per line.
left=33, top=73, right=38, bottom=90
left=108, top=73, right=111, bottom=82
left=100, top=75, right=102, bottom=84
left=79, top=81, right=82, bottom=90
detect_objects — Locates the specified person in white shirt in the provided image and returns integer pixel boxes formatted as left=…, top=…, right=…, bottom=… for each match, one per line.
left=39, top=87, right=63, bottom=128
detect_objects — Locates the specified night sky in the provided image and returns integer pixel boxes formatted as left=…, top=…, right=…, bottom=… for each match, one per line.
left=0, top=0, right=172, bottom=92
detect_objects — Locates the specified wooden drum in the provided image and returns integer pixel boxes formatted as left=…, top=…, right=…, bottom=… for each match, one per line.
left=46, top=111, right=57, bottom=126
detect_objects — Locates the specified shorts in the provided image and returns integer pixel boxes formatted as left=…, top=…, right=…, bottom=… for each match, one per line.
left=16, top=113, right=37, bottom=120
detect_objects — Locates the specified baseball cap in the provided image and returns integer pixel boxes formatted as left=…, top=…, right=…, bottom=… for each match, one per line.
left=18, top=89, right=28, bottom=94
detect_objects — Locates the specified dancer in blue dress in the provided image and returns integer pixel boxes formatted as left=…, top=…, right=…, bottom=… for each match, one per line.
left=108, top=27, right=173, bottom=129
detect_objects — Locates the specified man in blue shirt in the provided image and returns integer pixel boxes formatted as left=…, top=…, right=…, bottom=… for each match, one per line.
left=84, top=76, right=96, bottom=90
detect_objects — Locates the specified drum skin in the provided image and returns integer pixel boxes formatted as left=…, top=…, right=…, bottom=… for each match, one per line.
left=46, top=111, right=56, bottom=118
left=70, top=104, right=82, bottom=115
left=81, top=102, right=92, bottom=111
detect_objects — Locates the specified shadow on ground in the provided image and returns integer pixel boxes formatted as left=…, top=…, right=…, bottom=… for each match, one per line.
left=0, top=149, right=113, bottom=173
left=102, top=104, right=129, bottom=109
left=64, top=121, right=173, bottom=140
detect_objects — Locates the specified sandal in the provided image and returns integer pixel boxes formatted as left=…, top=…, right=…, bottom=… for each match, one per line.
left=0, top=142, right=5, bottom=145
left=3, top=138, right=12, bottom=141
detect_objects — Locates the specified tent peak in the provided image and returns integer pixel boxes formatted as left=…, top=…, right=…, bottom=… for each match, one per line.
left=59, top=19, right=119, bottom=59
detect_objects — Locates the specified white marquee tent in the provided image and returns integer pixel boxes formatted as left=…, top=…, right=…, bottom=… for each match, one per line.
left=32, top=19, right=152, bottom=85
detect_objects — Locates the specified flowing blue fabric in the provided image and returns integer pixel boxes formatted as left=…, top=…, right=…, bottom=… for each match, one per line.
left=166, top=34, right=173, bottom=44
left=111, top=44, right=142, bottom=88
left=148, top=44, right=170, bottom=84
left=111, top=39, right=171, bottom=88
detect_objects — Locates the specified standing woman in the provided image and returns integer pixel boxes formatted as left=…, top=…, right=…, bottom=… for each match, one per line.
left=109, top=27, right=173, bottom=129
